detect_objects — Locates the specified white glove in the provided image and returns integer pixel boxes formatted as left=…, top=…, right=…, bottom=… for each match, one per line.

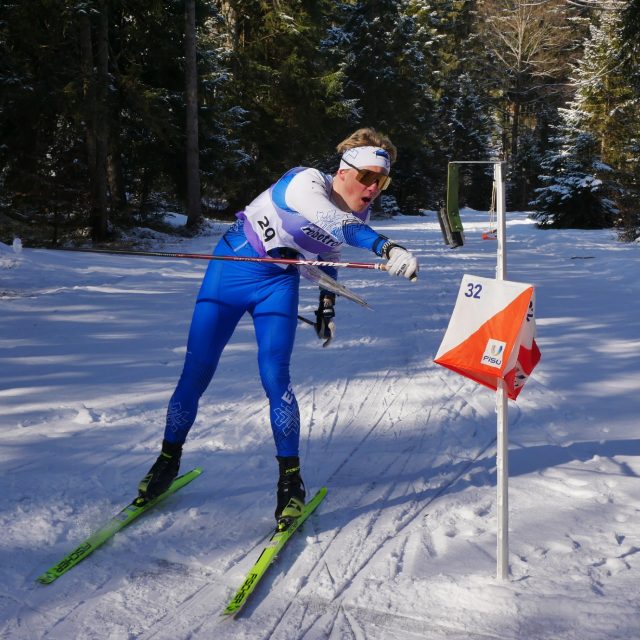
left=386, top=246, right=419, bottom=281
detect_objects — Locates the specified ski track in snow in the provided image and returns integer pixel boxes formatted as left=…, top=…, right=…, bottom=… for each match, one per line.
left=2, top=211, right=640, bottom=639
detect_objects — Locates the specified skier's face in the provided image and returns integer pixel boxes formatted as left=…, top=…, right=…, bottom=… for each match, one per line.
left=336, top=164, right=390, bottom=213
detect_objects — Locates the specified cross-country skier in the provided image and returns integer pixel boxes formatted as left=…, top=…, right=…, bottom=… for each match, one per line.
left=138, top=127, right=419, bottom=530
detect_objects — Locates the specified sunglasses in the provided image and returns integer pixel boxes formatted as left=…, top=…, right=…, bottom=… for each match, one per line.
left=341, top=158, right=392, bottom=191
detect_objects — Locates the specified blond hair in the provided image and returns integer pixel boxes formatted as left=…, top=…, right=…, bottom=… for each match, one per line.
left=336, top=127, right=397, bottom=164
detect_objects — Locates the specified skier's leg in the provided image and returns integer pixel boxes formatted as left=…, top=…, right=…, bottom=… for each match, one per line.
left=164, top=295, right=243, bottom=444
left=139, top=236, right=249, bottom=499
left=251, top=268, right=305, bottom=523
left=252, top=269, right=300, bottom=457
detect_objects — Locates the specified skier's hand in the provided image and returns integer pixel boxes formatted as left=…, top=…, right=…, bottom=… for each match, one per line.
left=385, top=245, right=419, bottom=281
left=315, top=294, right=336, bottom=347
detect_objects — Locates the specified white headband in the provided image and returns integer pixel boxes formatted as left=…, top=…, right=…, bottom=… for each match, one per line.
left=339, top=146, right=391, bottom=172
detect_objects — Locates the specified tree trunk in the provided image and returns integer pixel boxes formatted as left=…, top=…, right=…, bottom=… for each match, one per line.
left=218, top=1, right=238, bottom=50
left=108, top=132, right=127, bottom=216
left=79, top=11, right=97, bottom=217
left=105, top=0, right=127, bottom=220
left=79, top=4, right=110, bottom=241
left=185, top=0, right=201, bottom=229
left=511, top=99, right=520, bottom=160
left=92, top=0, right=110, bottom=242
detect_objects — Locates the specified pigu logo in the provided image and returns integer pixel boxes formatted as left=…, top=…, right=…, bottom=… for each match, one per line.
left=481, top=339, right=507, bottom=368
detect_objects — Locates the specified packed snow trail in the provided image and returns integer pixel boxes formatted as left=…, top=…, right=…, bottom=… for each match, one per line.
left=1, top=211, right=640, bottom=639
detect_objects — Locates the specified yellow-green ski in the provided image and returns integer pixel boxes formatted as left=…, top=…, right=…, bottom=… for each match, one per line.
left=36, top=467, right=203, bottom=584
left=222, top=487, right=327, bottom=617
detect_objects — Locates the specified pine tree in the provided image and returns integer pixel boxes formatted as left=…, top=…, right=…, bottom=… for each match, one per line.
left=323, top=0, right=439, bottom=213
left=409, top=1, right=496, bottom=209
left=530, top=106, right=617, bottom=229
left=0, top=1, right=91, bottom=241
left=185, top=0, right=202, bottom=228
left=614, top=0, right=640, bottom=239
left=564, top=1, right=638, bottom=235
left=508, top=129, right=544, bottom=211
left=214, top=0, right=343, bottom=212
left=437, top=72, right=496, bottom=210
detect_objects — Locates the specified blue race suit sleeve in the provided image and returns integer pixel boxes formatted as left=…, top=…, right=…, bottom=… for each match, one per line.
left=342, top=222, right=389, bottom=256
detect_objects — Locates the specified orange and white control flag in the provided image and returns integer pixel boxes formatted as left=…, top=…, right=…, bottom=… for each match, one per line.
left=434, top=274, right=541, bottom=400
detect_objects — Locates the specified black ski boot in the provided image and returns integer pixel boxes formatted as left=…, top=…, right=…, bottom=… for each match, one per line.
left=138, top=440, right=182, bottom=501
left=275, top=456, right=306, bottom=531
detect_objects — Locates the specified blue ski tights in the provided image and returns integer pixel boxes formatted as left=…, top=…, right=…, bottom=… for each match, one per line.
left=163, top=224, right=301, bottom=456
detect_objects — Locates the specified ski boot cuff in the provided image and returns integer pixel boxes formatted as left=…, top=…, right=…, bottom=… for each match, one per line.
left=161, top=439, right=183, bottom=458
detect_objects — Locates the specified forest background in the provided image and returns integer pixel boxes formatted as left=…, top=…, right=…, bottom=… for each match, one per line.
left=1, top=0, right=639, bottom=245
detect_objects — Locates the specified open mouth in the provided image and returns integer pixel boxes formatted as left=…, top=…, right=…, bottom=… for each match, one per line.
left=361, top=196, right=372, bottom=204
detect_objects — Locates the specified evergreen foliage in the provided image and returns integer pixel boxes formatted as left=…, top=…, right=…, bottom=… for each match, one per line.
left=531, top=0, right=636, bottom=232
left=617, top=0, right=640, bottom=239
left=437, top=72, right=496, bottom=209
left=322, top=0, right=440, bottom=213
left=0, top=0, right=639, bottom=242
left=530, top=109, right=617, bottom=229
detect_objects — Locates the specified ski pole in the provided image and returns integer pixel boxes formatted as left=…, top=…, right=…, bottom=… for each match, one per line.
left=51, top=246, right=388, bottom=272
left=43, top=245, right=372, bottom=307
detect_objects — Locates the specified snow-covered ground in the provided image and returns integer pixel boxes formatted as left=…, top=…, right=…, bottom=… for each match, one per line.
left=1, top=210, right=639, bottom=640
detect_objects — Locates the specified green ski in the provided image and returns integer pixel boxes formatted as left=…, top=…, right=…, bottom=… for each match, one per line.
left=222, top=487, right=327, bottom=617
left=36, top=467, right=203, bottom=584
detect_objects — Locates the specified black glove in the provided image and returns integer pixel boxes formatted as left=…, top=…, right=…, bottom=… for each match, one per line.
left=315, top=293, right=336, bottom=347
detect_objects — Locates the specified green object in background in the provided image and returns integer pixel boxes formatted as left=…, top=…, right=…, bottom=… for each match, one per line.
left=437, top=163, right=465, bottom=248
left=447, top=163, right=464, bottom=234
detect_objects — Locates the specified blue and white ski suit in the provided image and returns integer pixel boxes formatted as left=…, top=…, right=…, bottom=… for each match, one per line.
left=164, top=167, right=392, bottom=456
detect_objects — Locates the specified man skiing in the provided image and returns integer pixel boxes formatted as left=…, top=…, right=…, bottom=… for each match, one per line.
left=138, top=127, right=419, bottom=530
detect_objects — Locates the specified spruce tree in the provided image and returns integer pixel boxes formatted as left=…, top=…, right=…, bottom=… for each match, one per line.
left=216, top=0, right=343, bottom=211
left=559, top=1, right=638, bottom=234
left=437, top=72, right=496, bottom=210
left=530, top=106, right=617, bottom=229
left=323, top=0, right=438, bottom=213
left=0, top=1, right=91, bottom=241
left=614, top=0, right=640, bottom=239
